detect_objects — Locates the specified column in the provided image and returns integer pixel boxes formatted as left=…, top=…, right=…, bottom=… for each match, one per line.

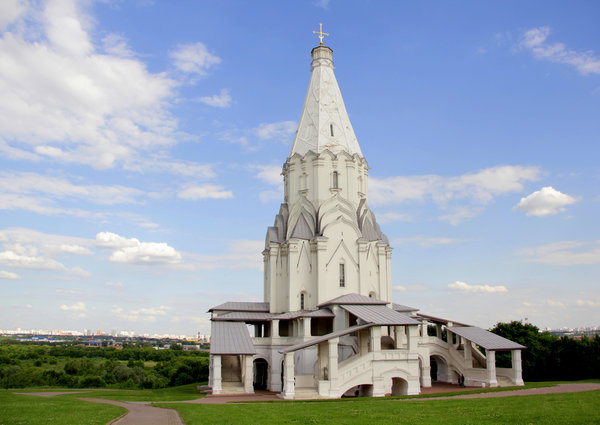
left=271, top=319, right=279, bottom=338
left=486, top=350, right=498, bottom=387
left=370, top=326, right=381, bottom=352
left=407, top=325, right=418, bottom=351
left=447, top=329, right=453, bottom=348
left=436, top=324, right=442, bottom=339
left=212, top=355, right=222, bottom=395
left=511, top=349, right=524, bottom=385
left=328, top=337, right=339, bottom=397
left=282, top=352, right=295, bottom=399
left=393, top=326, right=402, bottom=349
left=464, top=340, right=473, bottom=367
left=303, top=317, right=312, bottom=338
left=243, top=355, right=254, bottom=393
left=269, top=351, right=283, bottom=392
left=359, top=329, right=369, bottom=355
left=420, top=355, right=432, bottom=388
left=372, top=376, right=386, bottom=397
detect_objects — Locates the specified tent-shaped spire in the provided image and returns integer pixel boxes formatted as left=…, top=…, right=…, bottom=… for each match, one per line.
left=290, top=45, right=363, bottom=157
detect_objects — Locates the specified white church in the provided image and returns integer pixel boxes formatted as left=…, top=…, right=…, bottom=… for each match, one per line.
left=208, top=31, right=525, bottom=399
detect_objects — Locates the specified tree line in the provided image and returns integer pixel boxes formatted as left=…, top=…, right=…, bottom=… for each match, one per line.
left=0, top=343, right=209, bottom=389
left=491, top=321, right=600, bottom=381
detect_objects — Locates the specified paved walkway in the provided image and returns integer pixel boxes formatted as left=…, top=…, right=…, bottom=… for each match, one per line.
left=408, top=383, right=600, bottom=401
left=79, top=398, right=183, bottom=425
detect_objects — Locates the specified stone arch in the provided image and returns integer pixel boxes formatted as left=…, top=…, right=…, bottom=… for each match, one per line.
left=253, top=357, right=269, bottom=390
left=391, top=377, right=409, bottom=395
left=430, top=354, right=450, bottom=383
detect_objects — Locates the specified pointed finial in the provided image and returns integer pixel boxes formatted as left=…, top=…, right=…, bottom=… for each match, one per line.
left=313, top=22, right=329, bottom=45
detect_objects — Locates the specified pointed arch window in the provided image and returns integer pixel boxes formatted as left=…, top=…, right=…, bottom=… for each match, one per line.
left=300, top=292, right=306, bottom=310
left=330, top=123, right=334, bottom=137
left=339, top=263, right=345, bottom=288
left=332, top=171, right=339, bottom=189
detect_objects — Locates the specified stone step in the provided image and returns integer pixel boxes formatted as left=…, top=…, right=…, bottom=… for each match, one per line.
left=293, top=388, right=322, bottom=400
left=220, top=382, right=247, bottom=394
left=496, top=376, right=515, bottom=387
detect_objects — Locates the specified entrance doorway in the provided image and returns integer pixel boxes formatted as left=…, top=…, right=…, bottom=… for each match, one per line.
left=253, top=358, right=268, bottom=390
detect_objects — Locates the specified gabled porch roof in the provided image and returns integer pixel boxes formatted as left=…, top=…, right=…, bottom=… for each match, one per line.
left=448, top=326, right=526, bottom=351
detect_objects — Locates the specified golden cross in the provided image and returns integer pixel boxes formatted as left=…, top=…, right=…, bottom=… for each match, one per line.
left=313, top=22, right=329, bottom=45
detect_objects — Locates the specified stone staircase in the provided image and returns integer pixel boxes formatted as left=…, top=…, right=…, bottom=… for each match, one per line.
left=221, top=382, right=246, bottom=394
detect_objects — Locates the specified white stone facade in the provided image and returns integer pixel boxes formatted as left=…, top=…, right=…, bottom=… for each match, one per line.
left=208, top=42, right=524, bottom=399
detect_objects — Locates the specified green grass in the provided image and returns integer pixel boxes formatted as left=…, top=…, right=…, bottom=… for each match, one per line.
left=0, top=390, right=126, bottom=425
left=159, top=390, right=600, bottom=425
left=58, top=383, right=206, bottom=401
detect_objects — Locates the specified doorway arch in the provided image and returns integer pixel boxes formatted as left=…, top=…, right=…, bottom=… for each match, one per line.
left=253, top=358, right=268, bottom=390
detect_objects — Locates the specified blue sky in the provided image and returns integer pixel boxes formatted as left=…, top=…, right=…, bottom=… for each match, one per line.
left=1, top=0, right=598, bottom=336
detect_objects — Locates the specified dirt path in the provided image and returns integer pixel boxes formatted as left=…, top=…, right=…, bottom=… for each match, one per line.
left=78, top=398, right=184, bottom=425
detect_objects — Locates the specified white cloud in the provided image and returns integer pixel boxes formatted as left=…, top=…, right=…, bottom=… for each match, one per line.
left=255, top=165, right=282, bottom=186
left=0, top=0, right=26, bottom=31
left=521, top=26, right=600, bottom=75
left=377, top=212, right=413, bottom=223
left=546, top=299, right=565, bottom=308
left=577, top=299, right=600, bottom=307
left=253, top=164, right=283, bottom=203
left=185, top=239, right=263, bottom=271
left=105, top=281, right=124, bottom=288
left=393, top=236, right=466, bottom=248
left=101, top=33, right=135, bottom=58
left=518, top=240, right=600, bottom=265
left=60, top=301, right=86, bottom=312
left=0, top=250, right=72, bottom=272
left=170, top=42, right=221, bottom=75
left=112, top=304, right=171, bottom=322
left=0, top=270, right=20, bottom=279
left=196, top=89, right=232, bottom=108
left=95, top=232, right=139, bottom=249
left=0, top=171, right=146, bottom=219
left=370, top=165, right=541, bottom=224
left=255, top=121, right=296, bottom=141
left=0, top=0, right=215, bottom=177
left=0, top=228, right=92, bottom=275
left=55, top=244, right=92, bottom=256
left=393, top=283, right=427, bottom=292
left=177, top=184, right=233, bottom=200
left=448, top=280, right=508, bottom=293
left=96, top=232, right=182, bottom=265
left=515, top=186, right=578, bottom=216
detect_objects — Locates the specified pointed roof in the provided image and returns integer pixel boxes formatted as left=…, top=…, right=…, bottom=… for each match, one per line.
left=290, top=45, right=363, bottom=157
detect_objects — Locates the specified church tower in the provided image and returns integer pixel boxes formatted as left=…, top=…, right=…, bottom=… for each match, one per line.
left=264, top=41, right=392, bottom=313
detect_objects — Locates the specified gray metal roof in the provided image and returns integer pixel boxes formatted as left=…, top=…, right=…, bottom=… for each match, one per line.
left=210, top=321, right=256, bottom=355
left=280, top=324, right=372, bottom=354
left=317, top=293, right=388, bottom=308
left=392, top=303, right=419, bottom=312
left=448, top=326, right=526, bottom=351
left=213, top=312, right=274, bottom=322
left=208, top=301, right=269, bottom=312
left=275, top=308, right=334, bottom=320
left=416, top=313, right=471, bottom=327
left=342, top=304, right=421, bottom=326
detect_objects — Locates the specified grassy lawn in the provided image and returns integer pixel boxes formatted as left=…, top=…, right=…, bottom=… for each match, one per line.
left=159, top=390, right=600, bottom=425
left=0, top=390, right=126, bottom=425
left=15, top=383, right=205, bottom=402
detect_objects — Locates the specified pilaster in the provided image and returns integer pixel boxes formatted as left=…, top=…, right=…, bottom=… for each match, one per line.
left=211, top=355, right=222, bottom=395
